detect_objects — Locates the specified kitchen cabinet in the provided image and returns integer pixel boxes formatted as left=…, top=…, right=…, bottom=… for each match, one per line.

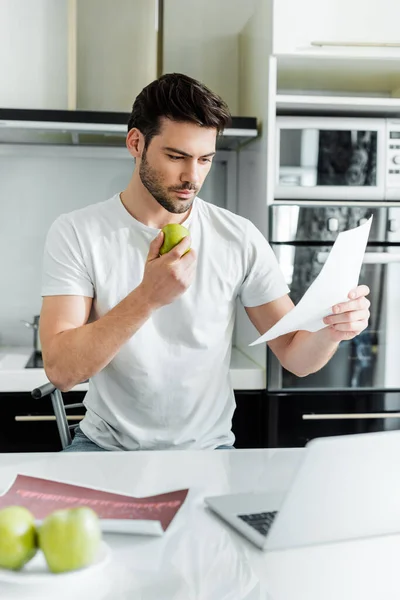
left=162, top=0, right=258, bottom=116
left=0, top=392, right=85, bottom=453
left=232, top=391, right=263, bottom=449
left=273, top=0, right=400, bottom=56
left=0, top=0, right=69, bottom=109
left=0, top=0, right=158, bottom=112
left=0, top=390, right=262, bottom=452
left=266, top=391, right=400, bottom=448
left=75, top=0, right=158, bottom=111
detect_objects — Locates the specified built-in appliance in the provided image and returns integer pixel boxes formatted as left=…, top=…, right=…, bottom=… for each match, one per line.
left=275, top=116, right=400, bottom=201
left=267, top=204, right=400, bottom=447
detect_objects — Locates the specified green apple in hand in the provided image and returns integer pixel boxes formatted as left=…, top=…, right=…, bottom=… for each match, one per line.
left=160, top=223, right=190, bottom=255
left=0, top=506, right=37, bottom=570
left=38, top=507, right=101, bottom=573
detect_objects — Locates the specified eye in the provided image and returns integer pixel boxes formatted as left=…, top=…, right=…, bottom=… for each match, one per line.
left=167, top=155, right=183, bottom=161
left=200, top=157, right=212, bottom=164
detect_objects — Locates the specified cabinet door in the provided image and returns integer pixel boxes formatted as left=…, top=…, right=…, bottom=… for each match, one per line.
left=163, top=0, right=259, bottom=115
left=232, top=391, right=263, bottom=448
left=0, top=0, right=69, bottom=109
left=273, top=0, right=400, bottom=55
left=0, top=392, right=86, bottom=453
left=267, top=392, right=400, bottom=448
left=76, top=0, right=158, bottom=111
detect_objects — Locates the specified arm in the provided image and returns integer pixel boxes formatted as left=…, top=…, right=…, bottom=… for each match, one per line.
left=246, top=286, right=371, bottom=378
left=40, top=232, right=196, bottom=392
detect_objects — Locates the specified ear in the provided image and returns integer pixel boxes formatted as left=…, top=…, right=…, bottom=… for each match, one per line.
left=126, top=128, right=145, bottom=159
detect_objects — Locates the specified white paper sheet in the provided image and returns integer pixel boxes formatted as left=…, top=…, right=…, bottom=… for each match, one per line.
left=250, top=216, right=373, bottom=346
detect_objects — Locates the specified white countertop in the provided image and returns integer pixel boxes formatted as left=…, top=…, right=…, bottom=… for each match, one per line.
left=0, top=448, right=399, bottom=600
left=0, top=346, right=265, bottom=393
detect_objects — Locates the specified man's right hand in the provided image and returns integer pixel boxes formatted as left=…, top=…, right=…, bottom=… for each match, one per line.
left=138, top=231, right=197, bottom=310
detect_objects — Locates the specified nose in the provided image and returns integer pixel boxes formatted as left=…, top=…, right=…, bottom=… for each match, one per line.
left=181, top=160, right=200, bottom=187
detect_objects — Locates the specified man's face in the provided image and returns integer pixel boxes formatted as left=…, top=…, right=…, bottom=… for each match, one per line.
left=139, top=118, right=217, bottom=214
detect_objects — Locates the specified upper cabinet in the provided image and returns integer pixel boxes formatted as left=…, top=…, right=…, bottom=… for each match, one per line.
left=75, top=0, right=158, bottom=111
left=0, top=0, right=158, bottom=112
left=0, top=0, right=69, bottom=109
left=162, top=0, right=258, bottom=116
left=271, top=0, right=400, bottom=96
left=273, top=0, right=400, bottom=56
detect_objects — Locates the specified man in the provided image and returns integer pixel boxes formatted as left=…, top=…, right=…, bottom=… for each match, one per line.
left=40, top=73, right=370, bottom=452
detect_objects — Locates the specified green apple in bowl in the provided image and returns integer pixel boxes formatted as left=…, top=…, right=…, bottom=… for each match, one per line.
left=0, top=506, right=38, bottom=571
left=160, top=223, right=190, bottom=255
left=38, top=507, right=101, bottom=574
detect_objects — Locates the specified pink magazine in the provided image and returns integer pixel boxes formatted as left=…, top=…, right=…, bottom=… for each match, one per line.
left=0, top=475, right=189, bottom=535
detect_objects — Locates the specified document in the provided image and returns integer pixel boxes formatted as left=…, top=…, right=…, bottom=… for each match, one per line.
left=0, top=474, right=188, bottom=536
left=250, top=217, right=373, bottom=346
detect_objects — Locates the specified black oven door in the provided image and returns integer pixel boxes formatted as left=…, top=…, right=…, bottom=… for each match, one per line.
left=268, top=243, right=400, bottom=392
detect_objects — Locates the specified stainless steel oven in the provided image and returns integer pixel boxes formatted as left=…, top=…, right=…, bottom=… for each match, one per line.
left=266, top=204, right=400, bottom=446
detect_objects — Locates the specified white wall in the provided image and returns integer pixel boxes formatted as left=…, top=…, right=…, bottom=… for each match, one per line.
left=0, top=0, right=68, bottom=109
left=163, top=0, right=257, bottom=115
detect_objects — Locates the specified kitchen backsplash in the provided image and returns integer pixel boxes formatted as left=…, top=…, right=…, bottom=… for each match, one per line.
left=0, top=146, right=133, bottom=345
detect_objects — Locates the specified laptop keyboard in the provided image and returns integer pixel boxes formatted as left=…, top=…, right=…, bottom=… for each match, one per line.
left=238, top=511, right=278, bottom=537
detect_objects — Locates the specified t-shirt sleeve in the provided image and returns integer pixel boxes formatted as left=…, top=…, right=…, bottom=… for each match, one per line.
left=238, top=219, right=290, bottom=307
left=41, top=215, right=94, bottom=298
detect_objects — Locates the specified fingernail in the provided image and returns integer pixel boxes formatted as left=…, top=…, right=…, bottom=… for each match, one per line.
left=350, top=292, right=356, bottom=299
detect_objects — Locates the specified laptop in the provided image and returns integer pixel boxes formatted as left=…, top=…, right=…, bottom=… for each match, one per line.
left=205, top=430, right=400, bottom=551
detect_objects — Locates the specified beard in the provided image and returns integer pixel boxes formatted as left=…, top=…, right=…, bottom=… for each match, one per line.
left=139, top=150, right=199, bottom=214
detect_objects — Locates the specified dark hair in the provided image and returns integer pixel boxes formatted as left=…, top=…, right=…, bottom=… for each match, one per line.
left=127, top=73, right=232, bottom=148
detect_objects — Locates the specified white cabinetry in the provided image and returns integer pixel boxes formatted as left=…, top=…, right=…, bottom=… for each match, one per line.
left=163, top=0, right=258, bottom=115
left=0, top=0, right=68, bottom=109
left=76, top=0, right=158, bottom=111
left=273, top=0, right=400, bottom=56
left=0, top=0, right=158, bottom=112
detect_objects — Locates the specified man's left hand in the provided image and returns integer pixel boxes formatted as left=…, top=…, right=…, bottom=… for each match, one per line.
left=323, top=285, right=371, bottom=343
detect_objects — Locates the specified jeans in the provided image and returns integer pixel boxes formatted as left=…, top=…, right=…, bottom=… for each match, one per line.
left=62, top=426, right=235, bottom=452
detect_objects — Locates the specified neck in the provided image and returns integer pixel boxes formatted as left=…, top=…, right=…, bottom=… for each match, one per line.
left=120, top=168, right=192, bottom=229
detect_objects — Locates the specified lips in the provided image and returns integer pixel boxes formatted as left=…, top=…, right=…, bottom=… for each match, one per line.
left=174, top=189, right=195, bottom=197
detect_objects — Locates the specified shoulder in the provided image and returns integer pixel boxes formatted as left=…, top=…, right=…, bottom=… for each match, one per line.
left=48, top=195, right=120, bottom=239
left=195, top=197, right=253, bottom=240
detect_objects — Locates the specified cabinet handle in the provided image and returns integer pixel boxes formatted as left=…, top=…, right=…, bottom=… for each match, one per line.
left=15, top=415, right=84, bottom=422
left=318, top=252, right=400, bottom=265
left=311, top=41, right=400, bottom=48
left=303, top=413, right=400, bottom=420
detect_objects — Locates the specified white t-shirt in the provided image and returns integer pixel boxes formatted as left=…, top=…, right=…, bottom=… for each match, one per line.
left=41, top=194, right=289, bottom=450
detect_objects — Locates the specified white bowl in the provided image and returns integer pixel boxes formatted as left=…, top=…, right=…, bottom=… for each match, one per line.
left=0, top=541, right=111, bottom=585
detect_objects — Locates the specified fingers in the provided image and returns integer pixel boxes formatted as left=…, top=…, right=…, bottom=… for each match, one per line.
left=161, top=235, right=193, bottom=263
left=324, top=308, right=370, bottom=326
left=331, top=296, right=370, bottom=315
left=147, top=231, right=164, bottom=261
left=329, top=319, right=369, bottom=333
left=348, top=284, right=370, bottom=300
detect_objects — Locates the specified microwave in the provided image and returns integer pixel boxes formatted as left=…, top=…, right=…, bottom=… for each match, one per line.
left=275, top=116, right=400, bottom=201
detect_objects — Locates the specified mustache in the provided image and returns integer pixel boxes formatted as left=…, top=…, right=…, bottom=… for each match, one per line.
left=170, top=184, right=198, bottom=192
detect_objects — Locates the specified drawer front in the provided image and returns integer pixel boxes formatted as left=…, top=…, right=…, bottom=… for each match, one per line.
left=0, top=392, right=86, bottom=452
left=267, top=392, right=400, bottom=448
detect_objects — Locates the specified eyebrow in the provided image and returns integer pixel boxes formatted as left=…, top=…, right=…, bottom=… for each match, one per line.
left=163, top=146, right=216, bottom=158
